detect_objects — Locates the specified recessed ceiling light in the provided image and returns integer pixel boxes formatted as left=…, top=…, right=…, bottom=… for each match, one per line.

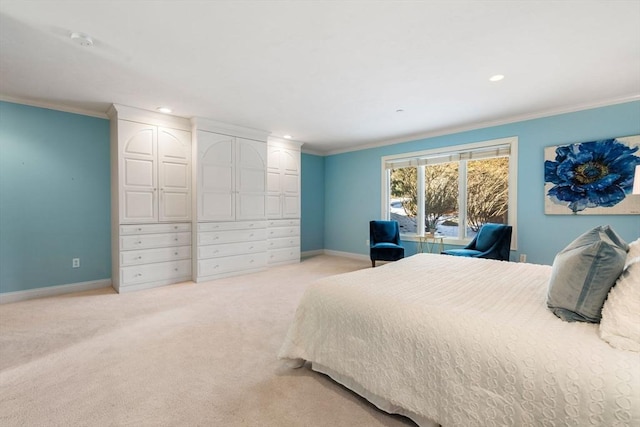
left=283, top=135, right=293, bottom=139
left=70, top=32, right=93, bottom=47
left=156, top=107, right=172, bottom=114
left=489, top=74, right=505, bottom=82
left=396, top=109, right=405, bottom=113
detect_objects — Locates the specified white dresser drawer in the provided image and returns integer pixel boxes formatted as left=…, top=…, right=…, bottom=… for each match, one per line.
left=121, top=259, right=191, bottom=286
left=121, top=246, right=191, bottom=266
left=120, top=223, right=191, bottom=235
left=267, top=226, right=299, bottom=239
left=198, top=253, right=267, bottom=277
left=267, top=247, right=300, bottom=264
left=198, top=228, right=267, bottom=245
left=198, top=240, right=267, bottom=259
left=267, top=236, right=299, bottom=250
left=198, top=221, right=267, bottom=232
left=267, top=219, right=300, bottom=228
left=120, top=232, right=191, bottom=250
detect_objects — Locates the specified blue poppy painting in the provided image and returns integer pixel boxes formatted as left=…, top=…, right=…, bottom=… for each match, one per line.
left=544, top=135, right=640, bottom=215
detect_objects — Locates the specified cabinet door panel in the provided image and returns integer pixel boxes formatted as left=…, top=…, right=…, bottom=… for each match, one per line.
left=239, top=168, right=266, bottom=193
left=124, top=158, right=154, bottom=186
left=124, top=192, right=156, bottom=222
left=198, top=131, right=235, bottom=221
left=202, top=192, right=233, bottom=219
left=282, top=150, right=299, bottom=174
left=119, top=121, right=158, bottom=223
left=161, top=192, right=190, bottom=220
left=266, top=194, right=281, bottom=218
left=158, top=128, right=191, bottom=222
left=282, top=194, right=299, bottom=218
left=237, top=193, right=266, bottom=220
left=158, top=128, right=190, bottom=161
left=267, top=170, right=280, bottom=192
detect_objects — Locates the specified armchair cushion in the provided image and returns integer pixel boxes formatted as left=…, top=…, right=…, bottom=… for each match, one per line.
left=475, top=224, right=506, bottom=252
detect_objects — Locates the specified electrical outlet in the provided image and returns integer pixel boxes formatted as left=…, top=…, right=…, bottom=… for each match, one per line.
left=72, top=258, right=80, bottom=268
left=365, top=239, right=370, bottom=247
left=519, top=254, right=526, bottom=263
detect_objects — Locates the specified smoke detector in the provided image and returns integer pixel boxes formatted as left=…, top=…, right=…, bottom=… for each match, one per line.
left=70, top=32, right=93, bottom=47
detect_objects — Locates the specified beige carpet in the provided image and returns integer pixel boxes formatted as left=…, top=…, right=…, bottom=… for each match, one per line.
left=0, top=255, right=416, bottom=427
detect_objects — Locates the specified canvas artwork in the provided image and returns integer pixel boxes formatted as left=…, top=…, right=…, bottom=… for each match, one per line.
left=544, top=135, right=640, bottom=215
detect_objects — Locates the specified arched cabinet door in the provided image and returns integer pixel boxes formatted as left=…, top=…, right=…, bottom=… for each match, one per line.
left=158, top=127, right=191, bottom=222
left=266, top=145, right=300, bottom=219
left=198, top=131, right=235, bottom=221
left=236, top=138, right=267, bottom=220
left=281, top=149, right=300, bottom=218
left=119, top=121, right=158, bottom=223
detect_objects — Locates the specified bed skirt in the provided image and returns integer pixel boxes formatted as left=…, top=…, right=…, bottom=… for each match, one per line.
left=312, top=362, right=440, bottom=427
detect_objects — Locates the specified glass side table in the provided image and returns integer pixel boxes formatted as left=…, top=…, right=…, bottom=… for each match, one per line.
left=418, top=233, right=445, bottom=254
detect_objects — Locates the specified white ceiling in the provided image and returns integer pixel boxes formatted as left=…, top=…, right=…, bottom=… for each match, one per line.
left=1, top=1, right=639, bottom=154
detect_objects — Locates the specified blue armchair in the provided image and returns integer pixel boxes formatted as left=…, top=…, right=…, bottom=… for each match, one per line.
left=441, top=223, right=512, bottom=261
left=370, top=220, right=405, bottom=267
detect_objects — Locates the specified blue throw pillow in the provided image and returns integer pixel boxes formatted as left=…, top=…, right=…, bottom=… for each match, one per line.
left=547, top=225, right=628, bottom=323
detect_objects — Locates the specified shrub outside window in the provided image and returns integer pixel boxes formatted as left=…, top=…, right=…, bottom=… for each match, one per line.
left=382, top=137, right=517, bottom=246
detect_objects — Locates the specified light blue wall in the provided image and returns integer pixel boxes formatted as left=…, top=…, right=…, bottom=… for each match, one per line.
left=301, top=153, right=325, bottom=252
left=0, top=102, right=111, bottom=293
left=323, top=101, right=640, bottom=265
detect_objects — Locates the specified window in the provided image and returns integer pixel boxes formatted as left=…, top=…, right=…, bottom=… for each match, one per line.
left=382, top=137, right=517, bottom=245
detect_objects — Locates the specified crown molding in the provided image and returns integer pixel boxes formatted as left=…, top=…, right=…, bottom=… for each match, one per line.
left=0, top=95, right=109, bottom=119
left=321, top=94, right=640, bottom=156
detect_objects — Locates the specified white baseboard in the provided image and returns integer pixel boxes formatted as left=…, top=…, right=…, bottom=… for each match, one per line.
left=0, top=278, right=112, bottom=304
left=300, top=250, right=324, bottom=259
left=322, top=250, right=370, bottom=261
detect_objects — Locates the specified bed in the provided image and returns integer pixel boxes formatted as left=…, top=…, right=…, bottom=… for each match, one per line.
left=278, top=253, right=640, bottom=426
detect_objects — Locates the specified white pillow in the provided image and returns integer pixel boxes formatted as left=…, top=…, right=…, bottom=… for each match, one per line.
left=624, top=238, right=640, bottom=269
left=600, top=260, right=640, bottom=352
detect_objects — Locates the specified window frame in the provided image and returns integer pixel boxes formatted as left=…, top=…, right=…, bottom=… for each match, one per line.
left=381, top=136, right=518, bottom=249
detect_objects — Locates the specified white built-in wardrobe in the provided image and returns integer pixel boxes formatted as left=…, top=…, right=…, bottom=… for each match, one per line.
left=109, top=106, right=301, bottom=293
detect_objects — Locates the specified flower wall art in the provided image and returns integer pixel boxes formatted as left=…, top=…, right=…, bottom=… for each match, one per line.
left=544, top=135, right=640, bottom=215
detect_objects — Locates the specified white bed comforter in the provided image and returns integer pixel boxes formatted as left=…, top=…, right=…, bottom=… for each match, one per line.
left=278, top=254, right=640, bottom=427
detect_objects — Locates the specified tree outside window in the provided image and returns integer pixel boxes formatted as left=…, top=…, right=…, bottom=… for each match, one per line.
left=389, top=157, right=508, bottom=238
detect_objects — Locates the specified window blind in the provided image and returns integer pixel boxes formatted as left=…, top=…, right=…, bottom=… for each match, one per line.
left=385, top=143, right=511, bottom=170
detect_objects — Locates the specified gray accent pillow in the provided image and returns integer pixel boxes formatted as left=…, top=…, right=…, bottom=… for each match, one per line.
left=547, top=225, right=628, bottom=323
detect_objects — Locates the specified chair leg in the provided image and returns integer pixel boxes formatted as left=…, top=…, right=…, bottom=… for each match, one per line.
left=371, top=260, right=375, bottom=268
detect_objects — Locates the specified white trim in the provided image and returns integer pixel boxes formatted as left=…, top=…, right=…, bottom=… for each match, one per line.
left=108, top=104, right=192, bottom=131
left=268, top=136, right=303, bottom=150
left=301, top=250, right=324, bottom=258
left=381, top=136, right=518, bottom=249
left=0, top=95, right=109, bottom=119
left=301, top=147, right=326, bottom=156
left=323, top=249, right=369, bottom=261
left=322, top=95, right=640, bottom=156
left=191, top=117, right=270, bottom=142
left=0, top=279, right=112, bottom=304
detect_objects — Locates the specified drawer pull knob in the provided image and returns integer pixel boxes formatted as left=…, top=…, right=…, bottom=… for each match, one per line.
left=174, top=252, right=178, bottom=255
left=250, top=233, right=254, bottom=237
left=137, top=228, right=142, bottom=231
left=174, top=238, right=178, bottom=241
left=136, top=273, right=142, bottom=277
left=137, top=241, right=142, bottom=244
left=250, top=259, right=254, bottom=263
left=138, top=256, right=143, bottom=260
left=174, top=268, right=178, bottom=271
left=174, top=226, right=178, bottom=229
left=249, top=246, right=253, bottom=250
